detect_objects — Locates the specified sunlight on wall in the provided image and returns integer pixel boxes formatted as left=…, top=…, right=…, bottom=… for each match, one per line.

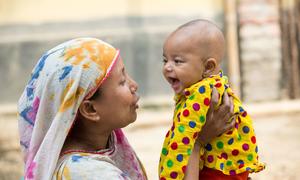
left=0, top=0, right=222, bottom=24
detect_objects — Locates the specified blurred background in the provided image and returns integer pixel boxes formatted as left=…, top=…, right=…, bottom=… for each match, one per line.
left=0, top=0, right=300, bottom=179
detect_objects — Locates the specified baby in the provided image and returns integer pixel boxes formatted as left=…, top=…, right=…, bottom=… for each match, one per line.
left=159, top=19, right=265, bottom=179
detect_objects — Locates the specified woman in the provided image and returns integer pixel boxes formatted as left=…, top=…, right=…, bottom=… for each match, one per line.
left=18, top=38, right=234, bottom=179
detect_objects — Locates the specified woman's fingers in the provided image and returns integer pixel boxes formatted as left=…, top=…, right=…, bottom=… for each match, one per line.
left=223, top=100, right=234, bottom=122
left=221, top=116, right=236, bottom=134
left=217, top=91, right=233, bottom=117
left=210, top=87, right=219, bottom=109
left=214, top=91, right=235, bottom=135
left=206, top=87, right=218, bottom=124
left=222, top=91, right=230, bottom=109
left=229, top=95, right=234, bottom=115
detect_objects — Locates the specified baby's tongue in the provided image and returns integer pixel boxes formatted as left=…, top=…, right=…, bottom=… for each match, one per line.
left=171, top=79, right=181, bottom=93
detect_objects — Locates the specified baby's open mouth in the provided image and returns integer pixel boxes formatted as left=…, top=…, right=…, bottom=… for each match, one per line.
left=167, top=77, right=181, bottom=91
left=168, top=77, right=179, bottom=85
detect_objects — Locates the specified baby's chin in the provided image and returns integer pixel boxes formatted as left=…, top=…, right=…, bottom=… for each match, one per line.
left=175, top=84, right=196, bottom=95
left=174, top=87, right=185, bottom=95
left=172, top=81, right=192, bottom=95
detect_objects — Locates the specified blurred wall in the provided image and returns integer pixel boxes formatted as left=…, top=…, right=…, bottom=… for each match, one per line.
left=0, top=0, right=224, bottom=104
left=0, top=0, right=222, bottom=24
left=238, top=0, right=282, bottom=102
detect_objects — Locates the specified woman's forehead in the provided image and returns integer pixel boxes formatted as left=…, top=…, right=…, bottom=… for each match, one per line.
left=111, top=57, right=125, bottom=77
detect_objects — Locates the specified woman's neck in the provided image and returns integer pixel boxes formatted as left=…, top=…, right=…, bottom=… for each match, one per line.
left=62, top=125, right=112, bottom=152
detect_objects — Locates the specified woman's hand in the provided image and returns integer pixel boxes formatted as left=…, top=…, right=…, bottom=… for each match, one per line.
left=197, top=87, right=235, bottom=145
left=185, top=88, right=235, bottom=180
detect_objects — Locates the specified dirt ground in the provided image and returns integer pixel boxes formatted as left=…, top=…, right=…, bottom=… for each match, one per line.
left=0, top=114, right=23, bottom=180
left=1, top=104, right=300, bottom=180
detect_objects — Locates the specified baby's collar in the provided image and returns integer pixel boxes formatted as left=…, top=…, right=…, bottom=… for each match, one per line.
left=174, top=71, right=225, bottom=101
left=208, top=70, right=223, bottom=78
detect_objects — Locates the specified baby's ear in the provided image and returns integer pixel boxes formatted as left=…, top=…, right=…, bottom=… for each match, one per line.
left=202, top=58, right=217, bottom=78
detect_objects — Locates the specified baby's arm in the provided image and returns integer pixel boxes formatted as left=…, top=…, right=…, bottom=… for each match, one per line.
left=159, top=84, right=212, bottom=180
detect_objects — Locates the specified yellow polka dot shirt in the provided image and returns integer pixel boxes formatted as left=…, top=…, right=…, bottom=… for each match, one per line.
left=159, top=72, right=265, bottom=179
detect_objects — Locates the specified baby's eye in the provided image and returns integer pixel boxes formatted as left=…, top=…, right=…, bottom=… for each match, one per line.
left=162, top=59, right=167, bottom=64
left=174, top=59, right=182, bottom=64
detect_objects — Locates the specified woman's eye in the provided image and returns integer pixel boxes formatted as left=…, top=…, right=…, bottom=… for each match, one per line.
left=120, top=79, right=126, bottom=85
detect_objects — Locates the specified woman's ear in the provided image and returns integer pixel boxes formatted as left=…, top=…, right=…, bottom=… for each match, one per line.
left=202, top=58, right=217, bottom=78
left=78, top=100, right=100, bottom=122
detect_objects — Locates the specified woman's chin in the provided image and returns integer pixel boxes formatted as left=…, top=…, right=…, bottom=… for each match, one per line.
left=123, top=114, right=137, bottom=127
left=130, top=113, right=137, bottom=123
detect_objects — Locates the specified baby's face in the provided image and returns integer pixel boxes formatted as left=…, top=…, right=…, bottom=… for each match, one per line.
left=162, top=33, right=205, bottom=94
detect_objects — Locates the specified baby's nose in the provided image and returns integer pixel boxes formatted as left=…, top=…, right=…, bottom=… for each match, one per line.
left=164, top=63, right=173, bottom=72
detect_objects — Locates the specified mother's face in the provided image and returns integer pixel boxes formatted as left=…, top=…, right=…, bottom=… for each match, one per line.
left=92, top=58, right=139, bottom=129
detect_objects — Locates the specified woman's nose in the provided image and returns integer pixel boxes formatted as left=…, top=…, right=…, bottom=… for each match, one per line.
left=129, top=76, right=138, bottom=93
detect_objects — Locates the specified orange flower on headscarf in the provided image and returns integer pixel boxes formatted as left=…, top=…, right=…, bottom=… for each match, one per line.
left=63, top=39, right=116, bottom=72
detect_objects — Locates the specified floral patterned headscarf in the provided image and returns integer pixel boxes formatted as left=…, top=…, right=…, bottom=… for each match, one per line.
left=18, top=38, right=146, bottom=180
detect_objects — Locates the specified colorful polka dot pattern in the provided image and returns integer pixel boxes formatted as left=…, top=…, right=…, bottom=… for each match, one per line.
left=159, top=72, right=265, bottom=179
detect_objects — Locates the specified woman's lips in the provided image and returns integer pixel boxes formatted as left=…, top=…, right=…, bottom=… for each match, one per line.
left=133, top=101, right=139, bottom=109
left=133, top=96, right=140, bottom=109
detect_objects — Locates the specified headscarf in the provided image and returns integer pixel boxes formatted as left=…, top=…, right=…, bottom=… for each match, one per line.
left=18, top=38, right=146, bottom=180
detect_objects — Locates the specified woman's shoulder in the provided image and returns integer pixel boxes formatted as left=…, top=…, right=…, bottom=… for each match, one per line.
left=53, top=153, right=130, bottom=179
